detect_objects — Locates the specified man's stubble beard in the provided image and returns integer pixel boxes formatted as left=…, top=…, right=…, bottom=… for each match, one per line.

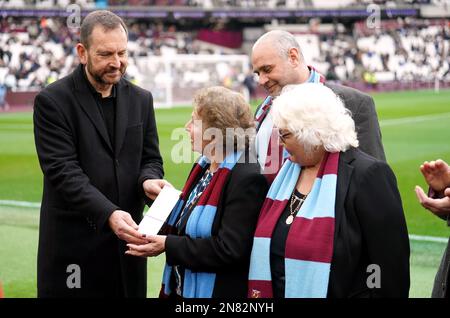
left=86, top=59, right=126, bottom=85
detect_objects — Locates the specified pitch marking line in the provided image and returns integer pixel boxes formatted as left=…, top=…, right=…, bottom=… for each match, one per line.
left=0, top=200, right=447, bottom=242
left=380, top=112, right=450, bottom=127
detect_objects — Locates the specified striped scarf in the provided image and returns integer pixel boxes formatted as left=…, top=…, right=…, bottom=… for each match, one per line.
left=161, top=151, right=243, bottom=298
left=254, top=66, right=325, bottom=184
left=248, top=152, right=339, bottom=298
left=255, top=95, right=273, bottom=131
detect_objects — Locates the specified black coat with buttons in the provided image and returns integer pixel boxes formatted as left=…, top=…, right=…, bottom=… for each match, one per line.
left=432, top=225, right=450, bottom=298
left=33, top=64, right=163, bottom=297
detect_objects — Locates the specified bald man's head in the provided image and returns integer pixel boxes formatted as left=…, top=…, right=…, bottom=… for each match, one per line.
left=252, top=30, right=304, bottom=62
left=251, top=30, right=310, bottom=96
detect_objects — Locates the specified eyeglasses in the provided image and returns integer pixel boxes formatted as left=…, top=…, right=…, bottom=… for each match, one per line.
left=278, top=130, right=292, bottom=143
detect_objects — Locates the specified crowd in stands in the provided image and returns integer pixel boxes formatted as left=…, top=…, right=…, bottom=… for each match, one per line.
left=313, top=19, right=450, bottom=84
left=0, top=16, right=449, bottom=91
left=2, top=0, right=448, bottom=8
left=0, top=17, right=201, bottom=89
left=1, top=17, right=78, bottom=89
left=274, top=18, right=450, bottom=86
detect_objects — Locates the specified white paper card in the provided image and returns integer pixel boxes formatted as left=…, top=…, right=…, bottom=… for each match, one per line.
left=138, top=186, right=181, bottom=236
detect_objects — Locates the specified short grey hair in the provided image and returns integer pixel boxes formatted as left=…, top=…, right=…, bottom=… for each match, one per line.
left=253, top=30, right=303, bottom=61
left=272, top=83, right=359, bottom=154
left=80, top=10, right=128, bottom=48
left=194, top=86, right=255, bottom=151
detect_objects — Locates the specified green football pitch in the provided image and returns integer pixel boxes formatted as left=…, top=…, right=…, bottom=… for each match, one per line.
left=0, top=89, right=449, bottom=297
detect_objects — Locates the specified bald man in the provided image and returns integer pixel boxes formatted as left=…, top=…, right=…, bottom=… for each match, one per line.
left=251, top=30, right=385, bottom=180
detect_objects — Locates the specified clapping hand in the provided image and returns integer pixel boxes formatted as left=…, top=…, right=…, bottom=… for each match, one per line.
left=419, top=159, right=450, bottom=193
left=415, top=159, right=450, bottom=218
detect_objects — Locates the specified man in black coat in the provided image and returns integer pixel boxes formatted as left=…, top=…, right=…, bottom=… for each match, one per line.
left=251, top=30, right=385, bottom=178
left=33, top=10, right=167, bottom=297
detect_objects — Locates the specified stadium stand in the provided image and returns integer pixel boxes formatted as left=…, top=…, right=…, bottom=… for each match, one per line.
left=0, top=0, right=449, bottom=106
left=1, top=16, right=448, bottom=89
left=1, top=0, right=448, bottom=8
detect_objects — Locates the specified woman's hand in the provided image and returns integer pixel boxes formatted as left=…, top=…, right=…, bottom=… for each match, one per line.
left=125, top=235, right=167, bottom=257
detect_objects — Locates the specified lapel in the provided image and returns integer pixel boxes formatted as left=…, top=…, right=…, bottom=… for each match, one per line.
left=178, top=204, right=192, bottom=235
left=72, top=64, right=130, bottom=157
left=334, top=148, right=356, bottom=243
left=178, top=164, right=211, bottom=234
left=114, top=78, right=129, bottom=157
left=72, top=64, right=113, bottom=153
left=254, top=100, right=264, bottom=120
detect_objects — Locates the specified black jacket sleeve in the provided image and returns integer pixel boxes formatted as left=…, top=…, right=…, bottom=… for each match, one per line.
left=427, top=187, right=450, bottom=223
left=33, top=92, right=119, bottom=227
left=326, top=83, right=386, bottom=162
left=354, top=161, right=410, bottom=297
left=165, top=168, right=268, bottom=272
left=138, top=92, right=164, bottom=184
left=352, top=94, right=386, bottom=162
left=137, top=92, right=164, bottom=206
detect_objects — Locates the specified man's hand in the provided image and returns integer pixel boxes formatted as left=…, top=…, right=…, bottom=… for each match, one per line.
left=420, top=159, right=450, bottom=193
left=125, top=235, right=167, bottom=257
left=143, top=179, right=173, bottom=200
left=108, top=210, right=147, bottom=244
left=415, top=186, right=450, bottom=218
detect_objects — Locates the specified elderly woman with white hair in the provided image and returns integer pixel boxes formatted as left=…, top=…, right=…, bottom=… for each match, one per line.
left=248, top=83, right=410, bottom=298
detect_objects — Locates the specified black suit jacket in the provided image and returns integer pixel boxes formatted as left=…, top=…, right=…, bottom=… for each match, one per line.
left=431, top=214, right=450, bottom=297
left=255, top=83, right=386, bottom=162
left=33, top=64, right=163, bottom=297
left=432, top=239, right=450, bottom=298
left=325, top=83, right=385, bottom=161
left=327, top=147, right=410, bottom=297
left=164, top=160, right=268, bottom=298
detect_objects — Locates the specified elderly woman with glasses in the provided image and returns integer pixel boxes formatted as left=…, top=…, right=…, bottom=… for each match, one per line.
left=248, top=83, right=410, bottom=298
left=127, top=86, right=268, bottom=298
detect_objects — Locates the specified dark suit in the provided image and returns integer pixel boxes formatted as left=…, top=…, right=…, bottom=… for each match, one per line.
left=255, top=83, right=386, bottom=162
left=328, top=147, right=410, bottom=297
left=164, top=161, right=268, bottom=298
left=325, top=83, right=385, bottom=162
left=431, top=218, right=450, bottom=297
left=33, top=64, right=163, bottom=297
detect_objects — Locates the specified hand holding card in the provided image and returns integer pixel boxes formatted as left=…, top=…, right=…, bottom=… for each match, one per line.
left=138, top=186, right=181, bottom=236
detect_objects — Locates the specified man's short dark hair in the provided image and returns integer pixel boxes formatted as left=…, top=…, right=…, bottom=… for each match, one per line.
left=80, top=10, right=128, bottom=48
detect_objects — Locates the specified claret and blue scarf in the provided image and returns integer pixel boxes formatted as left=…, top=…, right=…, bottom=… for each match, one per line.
left=248, top=151, right=339, bottom=298
left=160, top=151, right=243, bottom=298
left=254, top=66, right=326, bottom=183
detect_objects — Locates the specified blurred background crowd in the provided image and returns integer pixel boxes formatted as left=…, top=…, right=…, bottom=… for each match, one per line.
left=0, top=0, right=449, bottom=107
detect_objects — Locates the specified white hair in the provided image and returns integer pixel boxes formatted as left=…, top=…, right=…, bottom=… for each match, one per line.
left=272, top=83, right=359, bottom=154
left=252, top=30, right=304, bottom=61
